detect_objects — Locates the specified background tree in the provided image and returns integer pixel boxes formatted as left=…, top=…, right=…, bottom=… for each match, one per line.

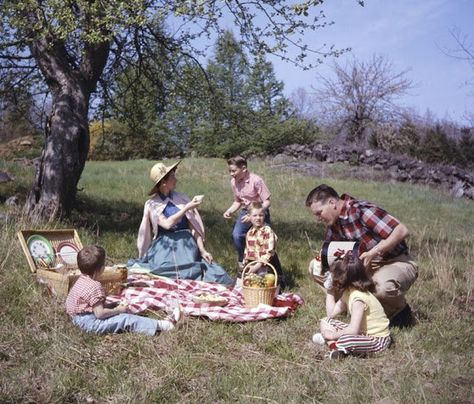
left=442, top=27, right=474, bottom=125
left=188, top=30, right=320, bottom=157
left=202, top=30, right=252, bottom=155
left=312, top=55, right=414, bottom=142
left=0, top=72, right=37, bottom=143
left=248, top=54, right=288, bottom=116
left=289, top=87, right=317, bottom=121
left=1, top=0, right=363, bottom=221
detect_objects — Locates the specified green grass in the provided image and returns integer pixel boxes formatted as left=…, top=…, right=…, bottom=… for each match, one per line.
left=1, top=158, right=473, bottom=402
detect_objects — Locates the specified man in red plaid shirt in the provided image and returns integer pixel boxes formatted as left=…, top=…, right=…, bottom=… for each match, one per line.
left=306, top=184, right=418, bottom=327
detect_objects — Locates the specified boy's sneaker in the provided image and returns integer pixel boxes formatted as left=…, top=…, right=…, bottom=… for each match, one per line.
left=312, top=332, right=326, bottom=346
left=326, top=350, right=347, bottom=360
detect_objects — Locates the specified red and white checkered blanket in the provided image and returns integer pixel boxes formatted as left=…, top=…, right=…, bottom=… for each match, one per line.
left=106, top=276, right=304, bottom=322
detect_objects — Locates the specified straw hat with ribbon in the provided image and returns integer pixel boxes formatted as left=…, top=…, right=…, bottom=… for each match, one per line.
left=148, top=161, right=180, bottom=195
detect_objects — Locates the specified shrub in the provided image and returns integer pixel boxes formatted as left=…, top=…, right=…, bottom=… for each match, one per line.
left=417, top=125, right=458, bottom=165
left=190, top=115, right=321, bottom=158
left=456, top=128, right=474, bottom=168
left=369, top=121, right=420, bottom=154
left=88, top=120, right=135, bottom=160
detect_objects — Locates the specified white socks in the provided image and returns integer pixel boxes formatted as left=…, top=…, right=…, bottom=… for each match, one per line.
left=312, top=332, right=326, bottom=345
left=156, top=306, right=183, bottom=333
left=169, top=306, right=182, bottom=323
left=157, top=319, right=174, bottom=332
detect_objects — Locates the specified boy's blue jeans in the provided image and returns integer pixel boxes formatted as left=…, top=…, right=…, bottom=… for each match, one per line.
left=72, top=313, right=158, bottom=336
left=232, top=208, right=271, bottom=263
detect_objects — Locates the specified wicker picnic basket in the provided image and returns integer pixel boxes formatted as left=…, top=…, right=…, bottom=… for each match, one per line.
left=241, top=261, right=278, bottom=308
left=17, top=229, right=127, bottom=298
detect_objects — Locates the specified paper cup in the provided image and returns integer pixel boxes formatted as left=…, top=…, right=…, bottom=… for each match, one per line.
left=310, top=258, right=323, bottom=276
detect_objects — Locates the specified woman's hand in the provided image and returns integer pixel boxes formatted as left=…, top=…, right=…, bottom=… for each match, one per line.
left=201, top=250, right=213, bottom=263
left=186, top=198, right=202, bottom=211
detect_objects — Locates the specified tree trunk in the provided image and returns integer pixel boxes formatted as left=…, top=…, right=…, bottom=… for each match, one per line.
left=25, top=83, right=90, bottom=221
left=23, top=26, right=110, bottom=222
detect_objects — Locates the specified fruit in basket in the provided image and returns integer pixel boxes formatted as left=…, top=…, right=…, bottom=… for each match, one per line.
left=243, top=273, right=266, bottom=288
left=264, top=273, right=276, bottom=287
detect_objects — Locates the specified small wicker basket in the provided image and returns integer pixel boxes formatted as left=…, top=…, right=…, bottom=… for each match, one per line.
left=241, top=261, right=278, bottom=308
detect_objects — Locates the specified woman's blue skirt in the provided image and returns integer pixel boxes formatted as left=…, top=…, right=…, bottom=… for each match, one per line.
left=128, top=229, right=233, bottom=286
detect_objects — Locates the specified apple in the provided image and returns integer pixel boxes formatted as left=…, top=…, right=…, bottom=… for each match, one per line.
left=264, top=274, right=276, bottom=287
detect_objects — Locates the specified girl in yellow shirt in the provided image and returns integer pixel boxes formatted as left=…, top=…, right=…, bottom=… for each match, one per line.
left=313, top=252, right=391, bottom=359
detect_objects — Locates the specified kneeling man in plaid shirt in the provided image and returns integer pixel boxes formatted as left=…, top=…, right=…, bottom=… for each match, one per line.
left=305, top=184, right=418, bottom=327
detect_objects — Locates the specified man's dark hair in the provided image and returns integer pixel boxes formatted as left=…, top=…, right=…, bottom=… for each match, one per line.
left=305, top=184, right=340, bottom=207
left=330, top=253, right=374, bottom=293
left=77, top=245, right=106, bottom=277
left=227, top=155, right=247, bottom=168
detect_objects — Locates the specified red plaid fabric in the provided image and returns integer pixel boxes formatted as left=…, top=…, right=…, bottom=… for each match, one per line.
left=231, top=172, right=271, bottom=208
left=244, top=225, right=277, bottom=263
left=106, top=276, right=304, bottom=322
left=66, top=274, right=105, bottom=316
left=326, top=194, right=408, bottom=258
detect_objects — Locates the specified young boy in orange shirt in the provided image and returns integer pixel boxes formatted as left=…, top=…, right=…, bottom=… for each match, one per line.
left=241, top=203, right=286, bottom=289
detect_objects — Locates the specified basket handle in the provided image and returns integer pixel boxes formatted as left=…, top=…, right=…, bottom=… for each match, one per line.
left=241, top=260, right=278, bottom=287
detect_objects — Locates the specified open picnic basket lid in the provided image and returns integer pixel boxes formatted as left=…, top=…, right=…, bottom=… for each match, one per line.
left=17, top=229, right=83, bottom=273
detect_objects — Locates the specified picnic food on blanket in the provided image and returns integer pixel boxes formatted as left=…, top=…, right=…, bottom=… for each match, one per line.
left=193, top=292, right=228, bottom=306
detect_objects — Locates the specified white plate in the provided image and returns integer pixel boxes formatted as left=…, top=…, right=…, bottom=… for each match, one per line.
left=56, top=241, right=79, bottom=266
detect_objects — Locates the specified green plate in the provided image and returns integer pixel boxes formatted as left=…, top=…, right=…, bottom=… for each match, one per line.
left=27, top=235, right=55, bottom=265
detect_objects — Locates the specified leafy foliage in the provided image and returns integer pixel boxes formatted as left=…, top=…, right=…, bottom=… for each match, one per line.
left=418, top=125, right=462, bottom=165
left=456, top=128, right=474, bottom=167
left=96, top=30, right=321, bottom=159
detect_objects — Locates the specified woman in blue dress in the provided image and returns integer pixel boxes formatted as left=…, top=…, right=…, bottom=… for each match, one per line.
left=128, top=161, right=233, bottom=286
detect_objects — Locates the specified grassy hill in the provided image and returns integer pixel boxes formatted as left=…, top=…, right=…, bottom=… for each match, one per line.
left=1, top=158, right=473, bottom=402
